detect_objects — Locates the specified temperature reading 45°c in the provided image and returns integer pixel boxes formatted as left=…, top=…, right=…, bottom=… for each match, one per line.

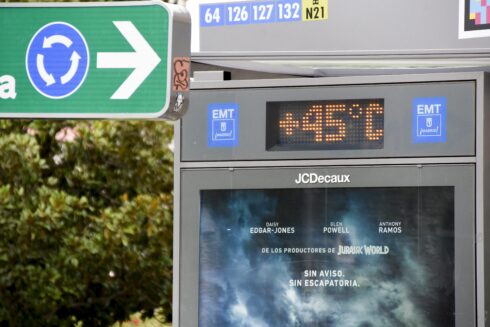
left=267, top=99, right=385, bottom=150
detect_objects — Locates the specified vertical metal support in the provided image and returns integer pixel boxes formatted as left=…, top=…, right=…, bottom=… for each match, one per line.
left=173, top=121, right=181, bottom=327
left=475, top=73, right=488, bottom=327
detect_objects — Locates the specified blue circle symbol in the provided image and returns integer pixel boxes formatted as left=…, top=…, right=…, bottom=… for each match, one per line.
left=26, top=22, right=89, bottom=99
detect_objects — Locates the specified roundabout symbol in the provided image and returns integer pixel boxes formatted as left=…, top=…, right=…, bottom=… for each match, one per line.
left=26, top=22, right=89, bottom=99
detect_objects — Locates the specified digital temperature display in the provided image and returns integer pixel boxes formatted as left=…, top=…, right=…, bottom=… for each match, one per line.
left=266, top=99, right=384, bottom=150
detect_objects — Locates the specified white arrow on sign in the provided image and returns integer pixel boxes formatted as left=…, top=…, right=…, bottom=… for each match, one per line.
left=43, top=35, right=72, bottom=49
left=61, top=51, right=81, bottom=85
left=36, top=54, right=55, bottom=86
left=96, top=21, right=161, bottom=100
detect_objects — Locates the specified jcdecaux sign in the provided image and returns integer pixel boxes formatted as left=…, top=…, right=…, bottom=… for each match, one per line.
left=0, top=1, right=191, bottom=120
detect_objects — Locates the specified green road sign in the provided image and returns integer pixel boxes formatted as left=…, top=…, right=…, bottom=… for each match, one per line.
left=0, top=1, right=191, bottom=120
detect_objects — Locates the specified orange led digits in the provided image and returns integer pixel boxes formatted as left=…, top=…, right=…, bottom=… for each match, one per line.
left=325, top=104, right=346, bottom=142
left=271, top=98, right=384, bottom=150
left=301, top=105, right=323, bottom=142
left=348, top=104, right=362, bottom=119
left=279, top=112, right=300, bottom=135
left=365, top=103, right=384, bottom=141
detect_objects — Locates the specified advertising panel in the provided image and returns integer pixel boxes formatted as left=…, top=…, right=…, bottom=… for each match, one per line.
left=199, top=187, right=454, bottom=326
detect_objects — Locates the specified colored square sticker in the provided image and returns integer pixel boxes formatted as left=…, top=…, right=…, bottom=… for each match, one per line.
left=412, top=97, right=447, bottom=143
left=276, top=0, right=302, bottom=22
left=250, top=2, right=276, bottom=24
left=302, top=0, right=328, bottom=21
left=200, top=4, right=225, bottom=26
left=208, top=103, right=239, bottom=147
left=225, top=3, right=252, bottom=25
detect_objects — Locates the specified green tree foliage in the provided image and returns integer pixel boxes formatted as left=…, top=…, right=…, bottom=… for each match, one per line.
left=0, top=120, right=174, bottom=327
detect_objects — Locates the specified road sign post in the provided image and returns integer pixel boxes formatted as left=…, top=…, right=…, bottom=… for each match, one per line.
left=0, top=1, right=191, bottom=120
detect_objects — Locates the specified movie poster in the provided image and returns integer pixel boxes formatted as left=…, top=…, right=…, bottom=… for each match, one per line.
left=199, top=187, right=455, bottom=327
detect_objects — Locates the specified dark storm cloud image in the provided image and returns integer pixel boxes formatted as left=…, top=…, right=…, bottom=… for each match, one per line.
left=199, top=187, right=455, bottom=327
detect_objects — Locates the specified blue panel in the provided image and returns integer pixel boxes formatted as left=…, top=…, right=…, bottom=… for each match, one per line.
left=251, top=2, right=277, bottom=24
left=224, top=3, right=252, bottom=25
left=276, top=0, right=302, bottom=22
left=208, top=103, right=240, bottom=147
left=26, top=22, right=89, bottom=99
left=412, top=97, right=447, bottom=143
left=201, top=0, right=303, bottom=27
left=200, top=4, right=225, bottom=26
